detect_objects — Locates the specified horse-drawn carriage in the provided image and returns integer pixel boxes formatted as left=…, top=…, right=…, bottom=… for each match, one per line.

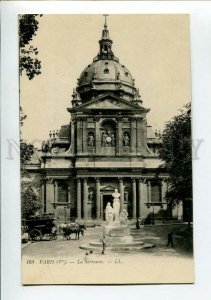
left=22, top=215, right=58, bottom=241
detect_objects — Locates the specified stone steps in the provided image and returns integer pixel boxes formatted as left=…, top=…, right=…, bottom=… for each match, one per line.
left=80, top=243, right=155, bottom=252
left=88, top=241, right=145, bottom=247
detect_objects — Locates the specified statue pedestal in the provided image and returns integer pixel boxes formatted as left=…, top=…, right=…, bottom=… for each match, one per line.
left=80, top=223, right=155, bottom=251
left=103, top=224, right=134, bottom=244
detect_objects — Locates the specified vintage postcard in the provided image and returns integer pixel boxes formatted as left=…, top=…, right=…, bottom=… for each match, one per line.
left=20, top=14, right=193, bottom=284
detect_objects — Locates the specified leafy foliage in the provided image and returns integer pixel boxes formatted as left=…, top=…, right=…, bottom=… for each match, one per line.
left=19, top=15, right=43, bottom=218
left=21, top=185, right=41, bottom=219
left=20, top=107, right=34, bottom=174
left=20, top=107, right=41, bottom=218
left=159, top=103, right=192, bottom=203
left=19, top=14, right=42, bottom=80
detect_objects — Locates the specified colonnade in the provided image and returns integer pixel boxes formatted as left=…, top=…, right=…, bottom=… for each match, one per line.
left=41, top=177, right=168, bottom=221
left=76, top=177, right=167, bottom=220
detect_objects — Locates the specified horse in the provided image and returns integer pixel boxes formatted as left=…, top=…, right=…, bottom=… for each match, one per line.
left=62, top=223, right=86, bottom=240
left=62, top=224, right=84, bottom=240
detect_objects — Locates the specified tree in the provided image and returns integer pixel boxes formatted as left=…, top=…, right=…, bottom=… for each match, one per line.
left=20, top=107, right=42, bottom=219
left=159, top=103, right=192, bottom=205
left=21, top=185, right=41, bottom=219
left=20, top=107, right=34, bottom=175
left=19, top=14, right=42, bottom=171
left=19, top=14, right=42, bottom=80
left=19, top=15, right=43, bottom=219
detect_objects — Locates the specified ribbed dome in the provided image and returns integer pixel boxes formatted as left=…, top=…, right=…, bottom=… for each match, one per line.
left=73, top=19, right=142, bottom=104
left=79, top=60, right=134, bottom=87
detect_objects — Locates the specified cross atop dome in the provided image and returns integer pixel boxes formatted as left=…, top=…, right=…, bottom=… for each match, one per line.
left=103, top=14, right=109, bottom=29
left=101, top=14, right=111, bottom=40
left=96, top=14, right=119, bottom=61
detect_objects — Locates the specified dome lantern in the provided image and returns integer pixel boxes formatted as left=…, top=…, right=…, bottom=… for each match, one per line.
left=94, top=14, right=119, bottom=62
left=76, top=15, right=142, bottom=105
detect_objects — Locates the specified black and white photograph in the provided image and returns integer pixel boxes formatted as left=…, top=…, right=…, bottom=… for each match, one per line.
left=19, top=14, right=194, bottom=284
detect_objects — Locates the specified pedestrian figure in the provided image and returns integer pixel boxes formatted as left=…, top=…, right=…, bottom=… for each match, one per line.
left=136, top=219, right=140, bottom=229
left=102, top=236, right=106, bottom=254
left=166, top=232, right=174, bottom=248
left=84, top=252, right=89, bottom=262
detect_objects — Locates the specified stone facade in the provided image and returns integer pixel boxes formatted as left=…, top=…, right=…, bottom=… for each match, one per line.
left=27, top=19, right=183, bottom=225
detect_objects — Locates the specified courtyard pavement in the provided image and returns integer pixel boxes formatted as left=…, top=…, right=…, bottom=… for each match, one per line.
left=22, top=224, right=194, bottom=284
left=22, top=223, right=193, bottom=258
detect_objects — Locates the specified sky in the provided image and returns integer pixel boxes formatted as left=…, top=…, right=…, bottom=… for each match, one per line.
left=20, top=14, right=191, bottom=146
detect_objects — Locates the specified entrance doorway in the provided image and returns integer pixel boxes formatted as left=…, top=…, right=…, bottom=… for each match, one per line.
left=103, top=194, right=113, bottom=220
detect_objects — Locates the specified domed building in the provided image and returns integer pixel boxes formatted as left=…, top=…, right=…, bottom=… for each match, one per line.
left=28, top=18, right=183, bottom=224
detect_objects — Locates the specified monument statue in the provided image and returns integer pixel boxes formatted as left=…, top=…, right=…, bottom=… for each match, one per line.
left=119, top=209, right=128, bottom=225
left=112, top=189, right=121, bottom=223
left=88, top=133, right=94, bottom=147
left=105, top=202, right=114, bottom=224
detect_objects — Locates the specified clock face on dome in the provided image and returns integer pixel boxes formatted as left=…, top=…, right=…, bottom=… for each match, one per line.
left=106, top=136, right=112, bottom=143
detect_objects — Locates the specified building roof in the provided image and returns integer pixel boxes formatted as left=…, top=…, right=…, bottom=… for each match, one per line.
left=75, top=18, right=141, bottom=104
left=78, top=60, right=134, bottom=90
left=58, top=125, right=70, bottom=140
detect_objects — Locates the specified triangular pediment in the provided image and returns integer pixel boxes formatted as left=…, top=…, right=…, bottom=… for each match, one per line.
left=75, top=93, right=144, bottom=111
left=101, top=184, right=116, bottom=191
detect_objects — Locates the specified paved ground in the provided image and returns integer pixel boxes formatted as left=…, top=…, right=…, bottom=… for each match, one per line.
left=22, top=224, right=194, bottom=284
left=22, top=223, right=193, bottom=258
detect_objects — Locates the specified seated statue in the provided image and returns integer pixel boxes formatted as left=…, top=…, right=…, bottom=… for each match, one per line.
left=119, top=209, right=128, bottom=225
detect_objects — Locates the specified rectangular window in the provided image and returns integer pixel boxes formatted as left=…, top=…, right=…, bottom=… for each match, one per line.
left=151, top=183, right=161, bottom=203
left=58, top=183, right=68, bottom=203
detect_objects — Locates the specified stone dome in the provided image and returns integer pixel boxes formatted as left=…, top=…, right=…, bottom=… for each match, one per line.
left=75, top=21, right=141, bottom=104
left=79, top=60, right=134, bottom=88
left=77, top=59, right=136, bottom=101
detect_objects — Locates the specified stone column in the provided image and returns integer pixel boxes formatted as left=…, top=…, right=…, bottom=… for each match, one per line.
left=100, top=193, right=103, bottom=219
left=117, top=117, right=123, bottom=155
left=130, top=117, right=137, bottom=154
left=77, top=178, right=81, bottom=220
left=95, top=117, right=101, bottom=154
left=119, top=177, right=124, bottom=211
left=138, top=178, right=142, bottom=218
left=137, top=117, right=147, bottom=155
left=82, top=117, right=87, bottom=154
left=71, top=118, right=76, bottom=155
left=76, top=117, right=82, bottom=154
left=95, top=178, right=101, bottom=220
left=132, top=178, right=137, bottom=219
left=147, top=180, right=152, bottom=203
left=136, top=117, right=142, bottom=154
left=83, top=178, right=88, bottom=220
left=54, top=180, right=58, bottom=204
left=67, top=184, right=71, bottom=203
left=161, top=180, right=167, bottom=202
